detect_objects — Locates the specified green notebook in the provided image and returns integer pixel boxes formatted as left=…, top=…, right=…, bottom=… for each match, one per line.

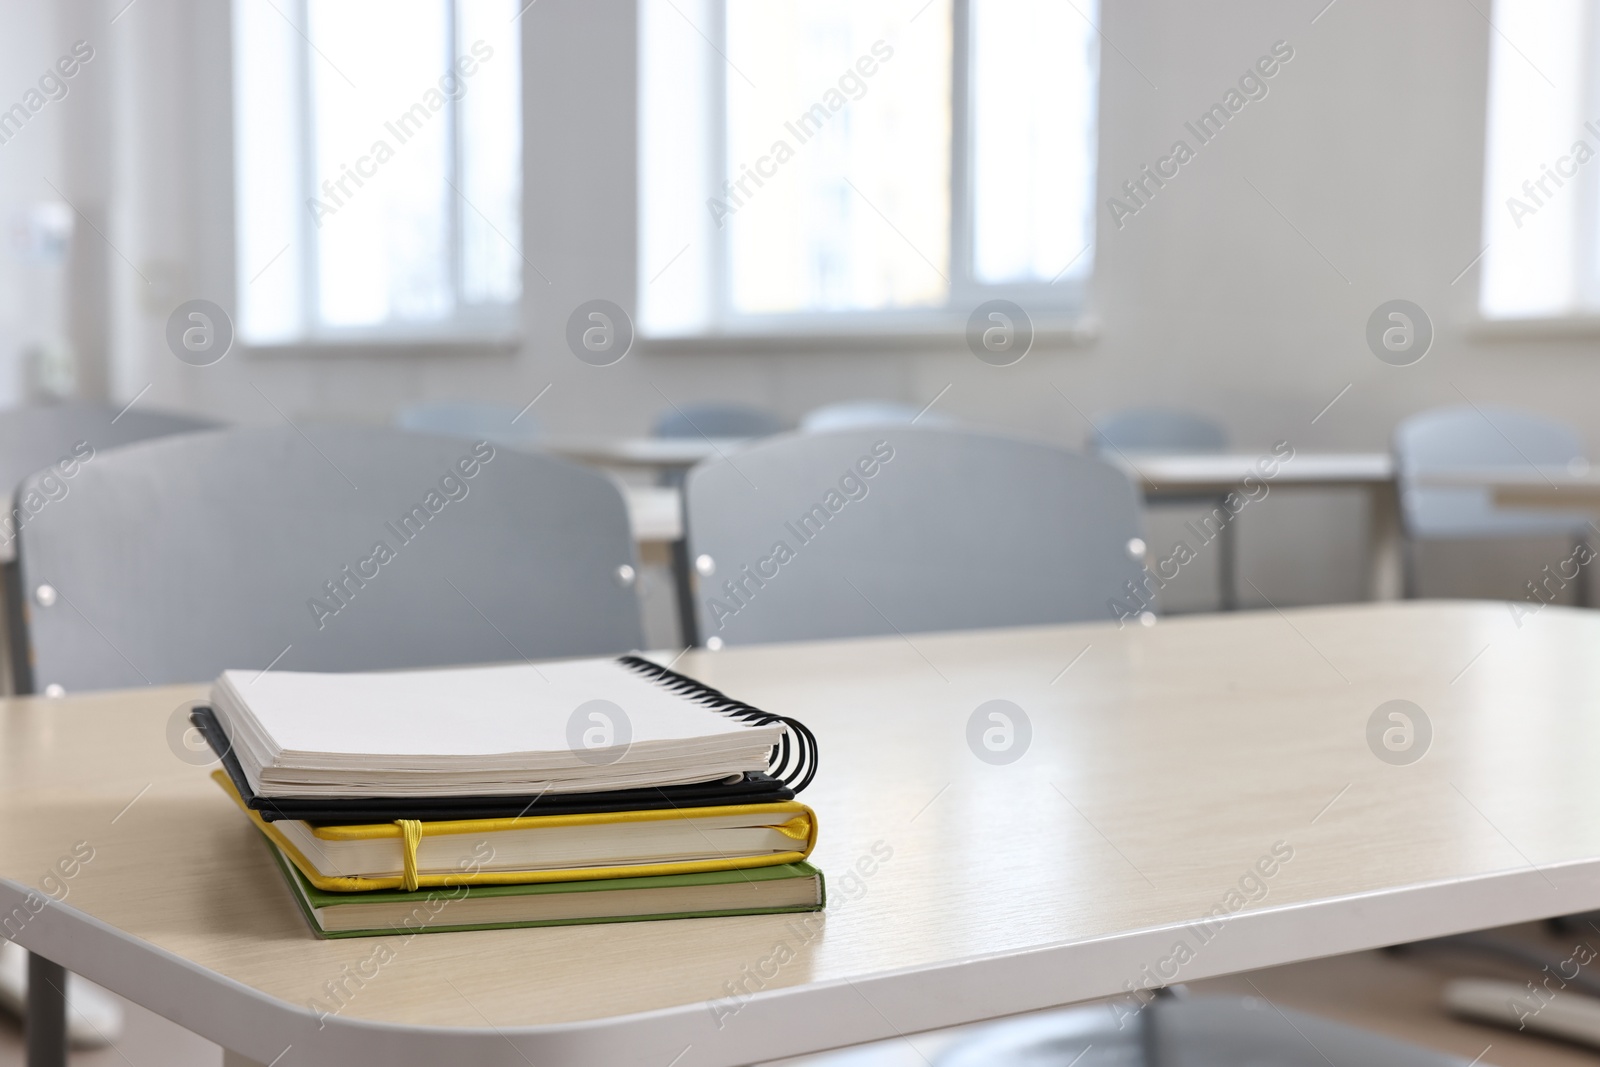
left=264, top=839, right=825, bottom=938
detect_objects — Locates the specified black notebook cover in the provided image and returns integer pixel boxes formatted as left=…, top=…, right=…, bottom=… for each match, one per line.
left=193, top=706, right=796, bottom=823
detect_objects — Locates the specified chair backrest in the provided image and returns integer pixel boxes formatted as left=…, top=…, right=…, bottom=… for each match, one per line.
left=799, top=401, right=958, bottom=433
left=1089, top=407, right=1228, bottom=455
left=14, top=426, right=643, bottom=693
left=0, top=401, right=217, bottom=499
left=684, top=427, right=1146, bottom=646
left=653, top=403, right=785, bottom=439
left=1394, top=406, right=1589, bottom=539
left=394, top=402, right=539, bottom=448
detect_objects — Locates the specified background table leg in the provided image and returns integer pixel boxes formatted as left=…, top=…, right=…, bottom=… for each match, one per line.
left=1367, top=481, right=1404, bottom=601
left=25, top=952, right=66, bottom=1067
left=670, top=537, right=700, bottom=647
left=1216, top=502, right=1239, bottom=611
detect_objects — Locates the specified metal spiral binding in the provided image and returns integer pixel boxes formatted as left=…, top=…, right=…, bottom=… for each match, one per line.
left=617, top=654, right=818, bottom=792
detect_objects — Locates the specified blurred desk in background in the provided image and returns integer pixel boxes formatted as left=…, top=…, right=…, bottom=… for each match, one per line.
left=623, top=485, right=683, bottom=544
left=1423, top=467, right=1600, bottom=514
left=1113, top=451, right=1401, bottom=602
left=621, top=484, right=693, bottom=646
left=545, top=437, right=750, bottom=473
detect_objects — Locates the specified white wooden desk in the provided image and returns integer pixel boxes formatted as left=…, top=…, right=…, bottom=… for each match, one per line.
left=1114, top=452, right=1401, bottom=600
left=5, top=602, right=1600, bottom=1066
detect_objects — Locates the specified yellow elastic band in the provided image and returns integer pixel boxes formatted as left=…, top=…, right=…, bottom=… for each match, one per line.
left=397, top=819, right=423, bottom=891
left=773, top=816, right=812, bottom=841
left=210, top=771, right=819, bottom=893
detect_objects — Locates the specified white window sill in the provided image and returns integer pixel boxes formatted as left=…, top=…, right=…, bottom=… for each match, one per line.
left=1465, top=316, right=1600, bottom=340
left=639, top=317, right=1100, bottom=354
left=243, top=336, right=521, bottom=360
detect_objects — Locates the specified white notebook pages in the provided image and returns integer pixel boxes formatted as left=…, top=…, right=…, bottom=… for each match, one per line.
left=210, top=658, right=786, bottom=798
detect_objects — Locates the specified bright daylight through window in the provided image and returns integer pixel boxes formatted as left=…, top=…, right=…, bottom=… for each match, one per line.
left=232, top=0, right=522, bottom=346
left=639, top=0, right=1100, bottom=337
left=1478, top=0, right=1600, bottom=321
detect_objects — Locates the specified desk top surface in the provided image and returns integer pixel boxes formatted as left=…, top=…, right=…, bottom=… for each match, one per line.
left=1116, top=450, right=1393, bottom=490
left=621, top=484, right=683, bottom=542
left=6, top=601, right=1600, bottom=1065
left=544, top=437, right=750, bottom=469
left=1418, top=466, right=1600, bottom=510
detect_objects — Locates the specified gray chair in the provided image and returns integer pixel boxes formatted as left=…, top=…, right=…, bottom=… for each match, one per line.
left=1089, top=407, right=1235, bottom=612
left=937, top=993, right=1474, bottom=1067
left=1089, top=407, right=1228, bottom=456
left=0, top=402, right=219, bottom=690
left=0, top=401, right=217, bottom=489
left=394, top=401, right=539, bottom=449
left=683, top=427, right=1147, bottom=647
left=1395, top=406, right=1591, bottom=601
left=11, top=424, right=644, bottom=693
left=799, top=400, right=959, bottom=432
left=652, top=404, right=787, bottom=645
left=653, top=402, right=785, bottom=440
left=0, top=403, right=220, bottom=1057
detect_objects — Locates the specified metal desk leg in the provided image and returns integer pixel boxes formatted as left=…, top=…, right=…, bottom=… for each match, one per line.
left=1367, top=481, right=1405, bottom=601
left=1216, top=499, right=1239, bottom=611
left=1577, top=537, right=1593, bottom=608
left=26, top=952, right=66, bottom=1067
left=669, top=538, right=700, bottom=648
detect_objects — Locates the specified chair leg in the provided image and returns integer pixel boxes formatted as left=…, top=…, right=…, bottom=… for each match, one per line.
left=26, top=952, right=66, bottom=1067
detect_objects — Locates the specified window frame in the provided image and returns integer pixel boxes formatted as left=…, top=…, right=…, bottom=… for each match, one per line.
left=646, top=0, right=1097, bottom=343
left=1474, top=0, right=1600, bottom=327
left=231, top=0, right=522, bottom=351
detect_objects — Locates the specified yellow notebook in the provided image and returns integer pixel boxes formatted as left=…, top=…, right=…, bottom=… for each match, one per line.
left=214, top=771, right=818, bottom=892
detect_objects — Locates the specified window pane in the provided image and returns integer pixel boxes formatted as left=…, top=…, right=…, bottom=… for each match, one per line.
left=638, top=0, right=718, bottom=336
left=457, top=0, right=522, bottom=306
left=723, top=0, right=952, bottom=315
left=306, top=0, right=452, bottom=328
left=970, top=0, right=1097, bottom=285
left=232, top=0, right=304, bottom=343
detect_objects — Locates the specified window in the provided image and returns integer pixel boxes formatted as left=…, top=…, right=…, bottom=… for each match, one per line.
left=1478, top=0, right=1600, bottom=320
left=639, top=0, right=1099, bottom=338
left=232, top=0, right=521, bottom=347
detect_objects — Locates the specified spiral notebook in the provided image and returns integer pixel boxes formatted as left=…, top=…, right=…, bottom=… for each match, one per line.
left=195, top=705, right=801, bottom=822
left=208, top=655, right=817, bottom=802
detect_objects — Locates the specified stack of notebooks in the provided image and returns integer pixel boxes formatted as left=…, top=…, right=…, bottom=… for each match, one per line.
left=196, top=654, right=821, bottom=938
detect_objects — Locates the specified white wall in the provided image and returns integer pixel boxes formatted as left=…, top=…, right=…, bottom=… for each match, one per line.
left=0, top=1, right=83, bottom=406
left=15, top=0, right=1593, bottom=607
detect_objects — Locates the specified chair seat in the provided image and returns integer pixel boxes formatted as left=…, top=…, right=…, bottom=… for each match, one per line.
left=936, top=995, right=1473, bottom=1066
